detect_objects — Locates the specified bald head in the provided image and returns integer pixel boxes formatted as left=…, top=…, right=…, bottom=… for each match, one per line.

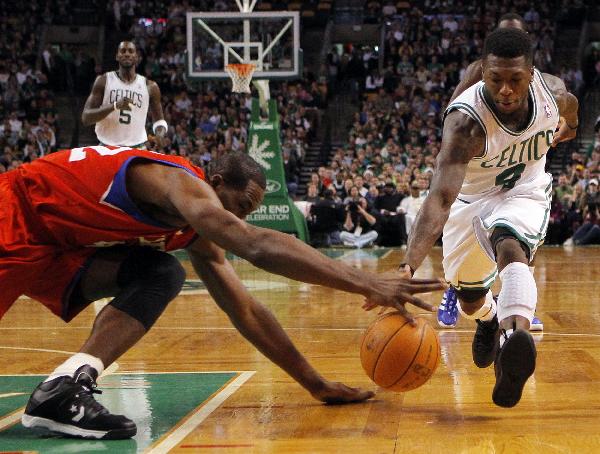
left=116, top=41, right=138, bottom=70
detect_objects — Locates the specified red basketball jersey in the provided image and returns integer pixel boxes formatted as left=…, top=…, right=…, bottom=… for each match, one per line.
left=13, top=145, right=205, bottom=251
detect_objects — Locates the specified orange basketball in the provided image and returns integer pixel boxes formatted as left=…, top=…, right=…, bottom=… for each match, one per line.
left=360, top=313, right=440, bottom=392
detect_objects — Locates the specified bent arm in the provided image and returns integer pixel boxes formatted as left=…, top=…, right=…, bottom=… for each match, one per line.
left=543, top=73, right=579, bottom=126
left=187, top=240, right=327, bottom=395
left=449, top=60, right=482, bottom=103
left=148, top=80, right=166, bottom=136
left=168, top=176, right=373, bottom=296
left=402, top=110, right=483, bottom=273
left=81, top=75, right=114, bottom=126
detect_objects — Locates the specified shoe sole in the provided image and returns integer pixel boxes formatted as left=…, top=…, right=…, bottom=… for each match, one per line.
left=529, top=324, right=544, bottom=332
left=21, top=414, right=136, bottom=440
left=492, top=330, right=536, bottom=408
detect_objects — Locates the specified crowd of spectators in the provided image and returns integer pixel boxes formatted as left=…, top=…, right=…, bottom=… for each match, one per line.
left=0, top=1, right=62, bottom=172
left=306, top=1, right=598, bottom=247
left=2, top=1, right=597, bottom=246
left=550, top=126, right=600, bottom=245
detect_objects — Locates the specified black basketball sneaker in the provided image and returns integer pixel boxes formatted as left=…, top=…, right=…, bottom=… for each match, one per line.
left=21, top=365, right=137, bottom=439
left=492, top=329, right=536, bottom=408
left=472, top=314, right=500, bottom=368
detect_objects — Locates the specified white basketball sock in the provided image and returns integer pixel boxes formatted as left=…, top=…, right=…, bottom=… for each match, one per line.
left=497, top=262, right=537, bottom=324
left=44, top=353, right=105, bottom=383
left=458, top=291, right=496, bottom=321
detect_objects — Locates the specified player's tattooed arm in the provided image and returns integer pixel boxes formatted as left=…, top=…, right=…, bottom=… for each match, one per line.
left=402, top=110, right=484, bottom=274
left=81, top=75, right=133, bottom=126
left=449, top=60, right=482, bottom=103
left=542, top=73, right=579, bottom=147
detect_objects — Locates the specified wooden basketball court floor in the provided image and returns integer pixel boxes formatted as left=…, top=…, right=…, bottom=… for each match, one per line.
left=0, top=246, right=599, bottom=453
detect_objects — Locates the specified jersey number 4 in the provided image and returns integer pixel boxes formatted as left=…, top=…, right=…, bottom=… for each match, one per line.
left=495, top=163, right=526, bottom=189
left=119, top=108, right=132, bottom=124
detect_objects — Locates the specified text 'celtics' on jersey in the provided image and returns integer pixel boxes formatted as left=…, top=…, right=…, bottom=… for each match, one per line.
left=95, top=72, right=150, bottom=147
left=444, top=69, right=559, bottom=198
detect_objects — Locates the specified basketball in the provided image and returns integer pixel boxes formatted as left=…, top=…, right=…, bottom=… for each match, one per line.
left=360, top=313, right=440, bottom=392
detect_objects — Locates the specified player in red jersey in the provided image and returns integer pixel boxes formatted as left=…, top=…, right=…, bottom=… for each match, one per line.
left=0, top=146, right=446, bottom=439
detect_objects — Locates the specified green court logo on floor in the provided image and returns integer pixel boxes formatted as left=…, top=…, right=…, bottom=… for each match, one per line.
left=0, top=372, right=236, bottom=453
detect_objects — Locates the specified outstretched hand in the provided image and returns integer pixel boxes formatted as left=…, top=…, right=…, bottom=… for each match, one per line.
left=311, top=380, right=375, bottom=405
left=361, top=269, right=447, bottom=324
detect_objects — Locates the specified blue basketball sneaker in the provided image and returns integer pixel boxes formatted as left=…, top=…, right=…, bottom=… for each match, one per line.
left=530, top=316, right=543, bottom=331
left=437, top=287, right=458, bottom=328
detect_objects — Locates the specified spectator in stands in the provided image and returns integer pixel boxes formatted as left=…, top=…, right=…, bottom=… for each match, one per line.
left=283, top=149, right=299, bottom=199
left=304, top=183, right=320, bottom=204
left=340, top=197, right=379, bottom=248
left=308, top=189, right=345, bottom=247
left=374, top=182, right=406, bottom=246
left=398, top=180, right=427, bottom=235
left=555, top=172, right=573, bottom=209
left=565, top=179, right=600, bottom=246
left=343, top=185, right=361, bottom=205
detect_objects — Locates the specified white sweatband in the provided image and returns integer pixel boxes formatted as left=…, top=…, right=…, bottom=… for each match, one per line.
left=153, top=119, right=168, bottom=134
left=458, top=290, right=496, bottom=321
left=497, top=262, right=537, bottom=323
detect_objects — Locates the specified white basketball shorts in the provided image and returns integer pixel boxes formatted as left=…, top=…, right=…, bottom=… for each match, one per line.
left=442, top=173, right=552, bottom=291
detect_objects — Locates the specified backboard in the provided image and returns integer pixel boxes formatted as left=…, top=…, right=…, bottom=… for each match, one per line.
left=186, top=11, right=301, bottom=80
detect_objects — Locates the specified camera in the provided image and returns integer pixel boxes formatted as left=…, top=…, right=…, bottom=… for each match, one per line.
left=348, top=201, right=359, bottom=212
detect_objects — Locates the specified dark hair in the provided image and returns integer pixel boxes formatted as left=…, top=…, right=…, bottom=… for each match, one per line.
left=208, top=151, right=266, bottom=190
left=497, top=13, right=526, bottom=29
left=483, top=28, right=533, bottom=64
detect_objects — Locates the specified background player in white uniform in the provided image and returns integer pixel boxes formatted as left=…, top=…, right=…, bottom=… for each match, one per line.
left=437, top=13, right=544, bottom=332
left=81, top=41, right=167, bottom=149
left=365, top=28, right=578, bottom=407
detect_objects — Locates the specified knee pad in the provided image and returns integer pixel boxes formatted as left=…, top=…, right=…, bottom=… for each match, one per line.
left=497, top=262, right=537, bottom=323
left=110, top=247, right=186, bottom=330
left=490, top=227, right=530, bottom=261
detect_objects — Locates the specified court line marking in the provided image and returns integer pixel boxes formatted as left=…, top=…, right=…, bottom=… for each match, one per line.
left=1, top=328, right=600, bottom=338
left=145, top=371, right=255, bottom=454
left=0, top=408, right=24, bottom=432
left=0, top=346, right=77, bottom=355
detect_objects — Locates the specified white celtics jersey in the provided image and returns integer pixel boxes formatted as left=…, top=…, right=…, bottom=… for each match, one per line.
left=95, top=71, right=149, bottom=147
left=445, top=69, right=559, bottom=197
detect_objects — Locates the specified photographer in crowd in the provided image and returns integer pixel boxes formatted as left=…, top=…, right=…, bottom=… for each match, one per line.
left=308, top=189, right=345, bottom=247
left=374, top=182, right=406, bottom=246
left=340, top=197, right=379, bottom=248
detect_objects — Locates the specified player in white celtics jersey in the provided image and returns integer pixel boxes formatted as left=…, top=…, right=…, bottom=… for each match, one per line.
left=376, top=28, right=578, bottom=407
left=81, top=41, right=167, bottom=149
left=438, top=14, right=544, bottom=332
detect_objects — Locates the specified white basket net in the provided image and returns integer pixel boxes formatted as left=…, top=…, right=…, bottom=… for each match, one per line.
left=225, top=63, right=256, bottom=93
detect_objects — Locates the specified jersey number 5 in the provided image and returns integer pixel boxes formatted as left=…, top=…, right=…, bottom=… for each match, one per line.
left=495, top=163, right=526, bottom=189
left=119, top=108, right=131, bottom=124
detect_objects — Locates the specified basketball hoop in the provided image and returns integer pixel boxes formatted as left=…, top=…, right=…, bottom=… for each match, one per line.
left=225, top=63, right=256, bottom=93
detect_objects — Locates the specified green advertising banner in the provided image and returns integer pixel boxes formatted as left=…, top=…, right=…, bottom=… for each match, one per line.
left=246, top=99, right=309, bottom=242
